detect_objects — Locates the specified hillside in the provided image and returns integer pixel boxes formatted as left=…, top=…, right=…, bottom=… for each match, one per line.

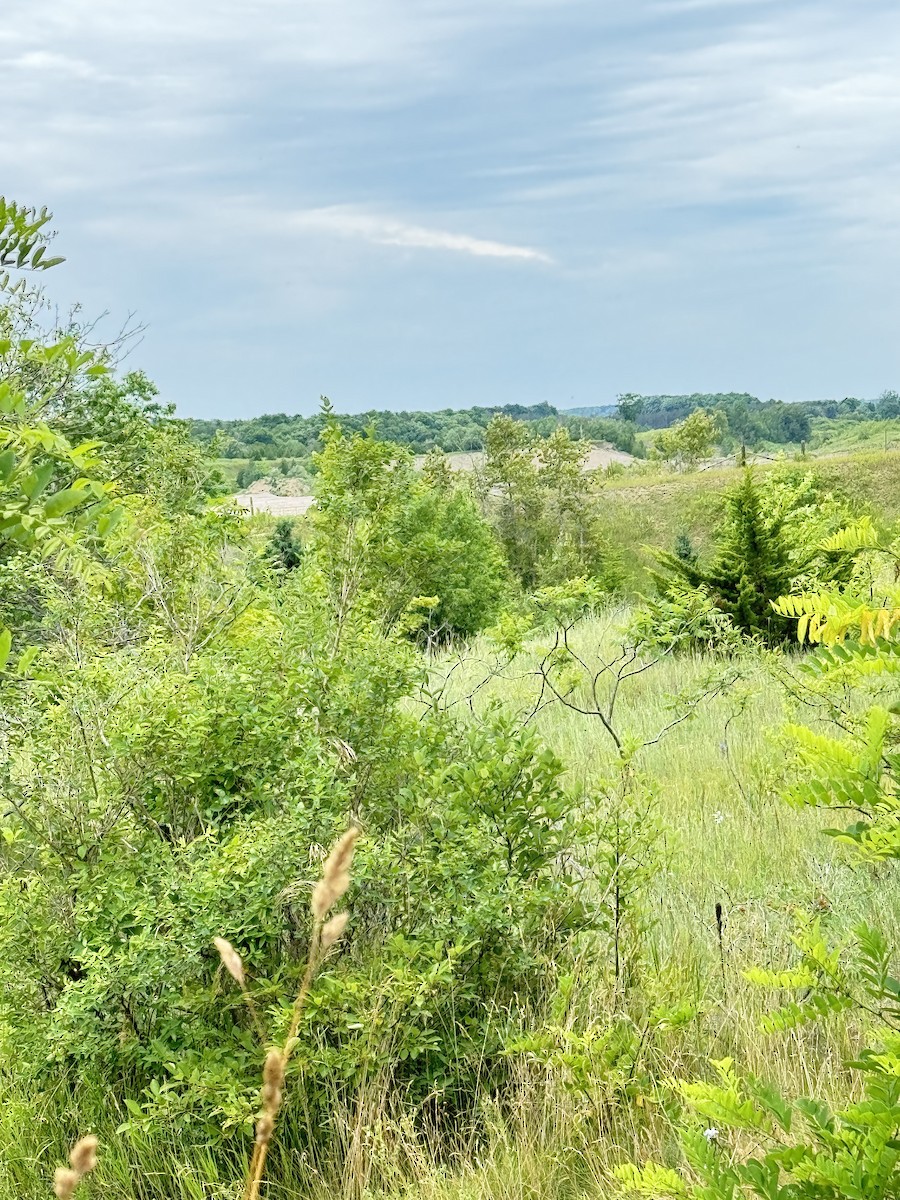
left=600, top=447, right=900, bottom=590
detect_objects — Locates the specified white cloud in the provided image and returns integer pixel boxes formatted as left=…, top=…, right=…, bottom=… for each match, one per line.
left=285, top=207, right=553, bottom=263
left=3, top=0, right=900, bottom=412
left=4, top=50, right=112, bottom=80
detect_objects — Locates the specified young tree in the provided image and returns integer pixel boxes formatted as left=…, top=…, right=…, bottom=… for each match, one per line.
left=652, top=470, right=800, bottom=644
left=311, top=419, right=508, bottom=638
left=654, top=408, right=720, bottom=468
left=476, top=415, right=621, bottom=592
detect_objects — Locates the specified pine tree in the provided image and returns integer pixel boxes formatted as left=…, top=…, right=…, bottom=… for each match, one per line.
left=653, top=470, right=802, bottom=644
left=267, top=518, right=303, bottom=571
left=674, top=532, right=697, bottom=565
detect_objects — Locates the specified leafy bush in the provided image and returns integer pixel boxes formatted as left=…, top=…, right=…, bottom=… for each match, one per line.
left=312, top=420, right=510, bottom=638
left=0, top=539, right=590, bottom=1189
left=652, top=408, right=721, bottom=468
left=628, top=582, right=743, bottom=654
left=618, top=1052, right=900, bottom=1199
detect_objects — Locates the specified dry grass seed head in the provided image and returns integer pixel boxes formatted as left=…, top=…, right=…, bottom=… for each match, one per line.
left=311, top=827, right=358, bottom=920
left=69, top=1138, right=98, bottom=1175
left=261, top=1049, right=285, bottom=1110
left=54, top=1168, right=79, bottom=1199
left=54, top=1136, right=99, bottom=1199
left=255, top=1113, right=276, bottom=1146
left=321, top=911, right=349, bottom=949
left=213, top=936, right=245, bottom=986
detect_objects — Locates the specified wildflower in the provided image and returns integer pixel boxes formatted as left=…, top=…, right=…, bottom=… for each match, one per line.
left=703, top=1127, right=719, bottom=1142
left=713, top=810, right=725, bottom=825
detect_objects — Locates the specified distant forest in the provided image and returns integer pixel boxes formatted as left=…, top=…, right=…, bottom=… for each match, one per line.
left=190, top=390, right=900, bottom=460
left=574, top=390, right=900, bottom=442
left=190, top=401, right=637, bottom=459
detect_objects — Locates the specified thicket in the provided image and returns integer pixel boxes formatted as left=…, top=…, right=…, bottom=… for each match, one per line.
left=0, top=200, right=600, bottom=1196
left=473, top=415, right=622, bottom=593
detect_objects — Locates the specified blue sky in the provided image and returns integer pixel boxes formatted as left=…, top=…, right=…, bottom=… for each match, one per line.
left=3, top=0, right=900, bottom=417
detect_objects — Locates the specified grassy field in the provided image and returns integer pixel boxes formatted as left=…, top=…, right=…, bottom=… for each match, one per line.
left=4, top=490, right=897, bottom=1199
left=407, top=611, right=898, bottom=1200
left=810, top=415, right=900, bottom=454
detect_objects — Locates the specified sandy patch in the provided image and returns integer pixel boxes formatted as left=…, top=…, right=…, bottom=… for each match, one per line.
left=235, top=493, right=315, bottom=516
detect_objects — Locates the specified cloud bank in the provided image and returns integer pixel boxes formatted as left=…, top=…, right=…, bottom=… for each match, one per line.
left=2, top=0, right=899, bottom=413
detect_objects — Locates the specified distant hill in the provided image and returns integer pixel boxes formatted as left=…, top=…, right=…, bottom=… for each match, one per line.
left=564, top=405, right=618, bottom=417
left=569, top=392, right=900, bottom=440
left=191, top=393, right=900, bottom=485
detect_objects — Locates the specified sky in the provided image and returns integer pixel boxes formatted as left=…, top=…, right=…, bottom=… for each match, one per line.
left=3, top=0, right=900, bottom=418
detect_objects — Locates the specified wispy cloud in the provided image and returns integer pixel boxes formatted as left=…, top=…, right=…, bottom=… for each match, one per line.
left=2, top=0, right=900, bottom=413
left=285, top=207, right=552, bottom=263
left=4, top=50, right=114, bottom=81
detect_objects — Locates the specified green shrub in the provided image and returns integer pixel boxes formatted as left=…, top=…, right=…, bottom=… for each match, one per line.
left=648, top=469, right=856, bottom=646
left=312, top=421, right=509, bottom=638
left=265, top=516, right=304, bottom=570
left=0, top=553, right=589, bottom=1191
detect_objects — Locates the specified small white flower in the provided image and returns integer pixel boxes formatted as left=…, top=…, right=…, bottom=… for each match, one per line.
left=713, top=810, right=725, bottom=825
left=703, top=1127, right=719, bottom=1142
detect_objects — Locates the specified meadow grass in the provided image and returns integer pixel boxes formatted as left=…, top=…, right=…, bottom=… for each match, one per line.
left=424, top=611, right=899, bottom=1193
left=446, top=608, right=898, bottom=948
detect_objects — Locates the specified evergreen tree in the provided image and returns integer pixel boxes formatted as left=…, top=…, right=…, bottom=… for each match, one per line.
left=673, top=532, right=697, bottom=565
left=267, top=518, right=304, bottom=570
left=653, top=470, right=802, bottom=644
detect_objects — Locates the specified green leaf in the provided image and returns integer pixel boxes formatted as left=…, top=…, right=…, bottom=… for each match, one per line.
left=43, top=487, right=91, bottom=519
left=15, top=645, right=39, bottom=674
left=23, top=461, right=54, bottom=501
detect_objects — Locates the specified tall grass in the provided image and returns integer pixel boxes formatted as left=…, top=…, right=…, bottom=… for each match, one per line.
left=422, top=613, right=898, bottom=1192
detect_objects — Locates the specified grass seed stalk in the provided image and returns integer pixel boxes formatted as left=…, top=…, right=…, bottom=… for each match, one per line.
left=226, top=826, right=360, bottom=1200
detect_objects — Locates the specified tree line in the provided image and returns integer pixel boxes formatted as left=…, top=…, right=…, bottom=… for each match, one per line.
left=190, top=388, right=900, bottom=468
